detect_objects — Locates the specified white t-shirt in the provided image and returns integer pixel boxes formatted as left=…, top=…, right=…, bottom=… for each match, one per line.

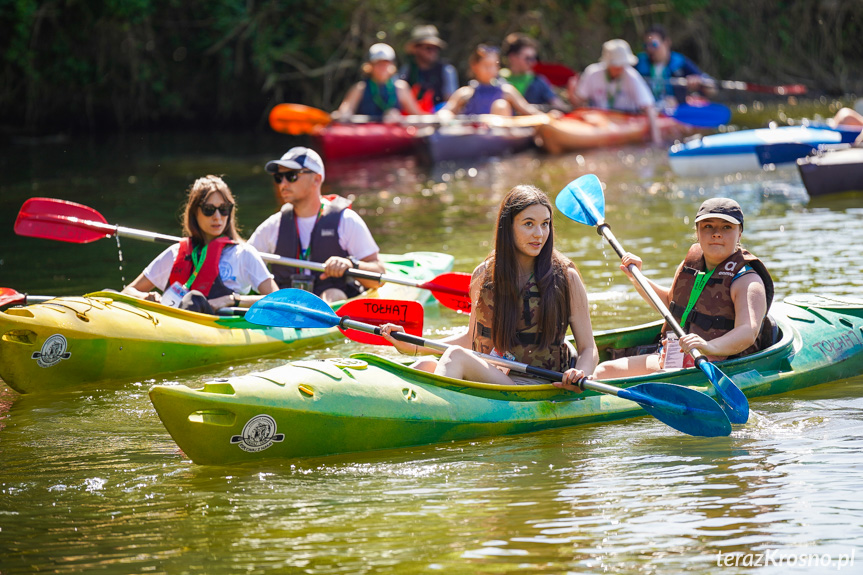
left=575, top=63, right=655, bottom=113
left=249, top=203, right=380, bottom=270
left=143, top=242, right=274, bottom=295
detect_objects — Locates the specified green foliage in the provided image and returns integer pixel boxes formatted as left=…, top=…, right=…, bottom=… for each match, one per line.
left=1, top=0, right=860, bottom=133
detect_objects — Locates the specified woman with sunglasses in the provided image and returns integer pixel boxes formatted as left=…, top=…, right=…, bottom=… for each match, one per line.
left=501, top=33, right=568, bottom=111
left=439, top=44, right=546, bottom=118
left=380, top=185, right=598, bottom=390
left=122, top=175, right=277, bottom=314
left=634, top=25, right=716, bottom=106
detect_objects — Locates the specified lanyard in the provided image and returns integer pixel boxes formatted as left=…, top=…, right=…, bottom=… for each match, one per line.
left=369, top=79, right=397, bottom=112
left=184, top=243, right=209, bottom=290
left=294, top=202, right=324, bottom=266
left=605, top=71, right=621, bottom=109
left=680, top=266, right=716, bottom=326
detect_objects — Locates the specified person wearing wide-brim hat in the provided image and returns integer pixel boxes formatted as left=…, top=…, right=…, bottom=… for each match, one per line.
left=567, top=38, right=661, bottom=143
left=593, top=197, right=774, bottom=379
left=398, top=25, right=459, bottom=113
left=334, top=43, right=423, bottom=122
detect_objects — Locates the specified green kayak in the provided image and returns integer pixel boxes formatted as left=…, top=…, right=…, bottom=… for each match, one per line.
left=149, top=294, right=863, bottom=465
left=0, top=252, right=452, bottom=394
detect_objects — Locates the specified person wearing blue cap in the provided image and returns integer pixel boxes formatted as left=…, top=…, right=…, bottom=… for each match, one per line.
left=249, top=147, right=385, bottom=302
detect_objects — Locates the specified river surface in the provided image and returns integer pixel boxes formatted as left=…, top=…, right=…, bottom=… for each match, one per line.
left=2, top=118, right=863, bottom=573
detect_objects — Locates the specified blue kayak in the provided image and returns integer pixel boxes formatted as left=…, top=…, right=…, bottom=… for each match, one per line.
left=669, top=125, right=861, bottom=177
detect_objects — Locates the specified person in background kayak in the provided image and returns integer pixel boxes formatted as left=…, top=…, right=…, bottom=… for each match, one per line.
left=380, top=185, right=598, bottom=389
left=567, top=39, right=661, bottom=143
left=248, top=147, right=385, bottom=303
left=334, top=43, right=423, bottom=122
left=398, top=25, right=459, bottom=113
left=122, top=175, right=278, bottom=314
left=501, top=33, right=568, bottom=111
left=594, top=198, right=773, bottom=379
left=439, top=44, right=546, bottom=117
left=832, top=106, right=863, bottom=145
left=635, top=24, right=717, bottom=107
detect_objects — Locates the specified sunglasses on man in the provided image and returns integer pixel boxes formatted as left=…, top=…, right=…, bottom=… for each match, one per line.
left=273, top=170, right=315, bottom=184
left=199, top=203, right=234, bottom=217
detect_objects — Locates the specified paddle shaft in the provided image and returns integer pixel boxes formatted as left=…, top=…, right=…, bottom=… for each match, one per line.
left=28, top=212, right=462, bottom=293
left=349, top=318, right=636, bottom=398
left=596, top=223, right=709, bottom=368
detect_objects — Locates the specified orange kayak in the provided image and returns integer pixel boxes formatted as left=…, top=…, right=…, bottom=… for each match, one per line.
left=537, top=109, right=696, bottom=154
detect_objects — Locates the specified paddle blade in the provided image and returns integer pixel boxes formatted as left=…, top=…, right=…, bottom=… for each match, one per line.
left=420, top=272, right=472, bottom=313
left=269, top=104, right=332, bottom=135
left=533, top=62, right=577, bottom=88
left=336, top=298, right=423, bottom=345
left=15, top=197, right=113, bottom=244
left=620, top=382, right=732, bottom=437
left=245, top=288, right=340, bottom=329
left=667, top=103, right=731, bottom=128
left=697, top=360, right=750, bottom=424
left=555, top=174, right=605, bottom=227
left=0, top=288, right=25, bottom=307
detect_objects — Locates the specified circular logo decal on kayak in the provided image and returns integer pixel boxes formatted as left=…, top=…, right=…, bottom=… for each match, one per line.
left=326, top=357, right=368, bottom=369
left=31, top=334, right=72, bottom=368
left=230, top=414, right=285, bottom=453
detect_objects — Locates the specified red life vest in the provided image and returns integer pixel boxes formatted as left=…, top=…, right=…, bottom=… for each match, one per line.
left=167, top=237, right=235, bottom=297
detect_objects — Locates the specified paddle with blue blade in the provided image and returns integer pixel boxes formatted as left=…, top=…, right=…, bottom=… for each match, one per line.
left=14, top=197, right=472, bottom=312
left=247, top=289, right=732, bottom=437
left=664, top=103, right=731, bottom=128
left=555, top=174, right=750, bottom=424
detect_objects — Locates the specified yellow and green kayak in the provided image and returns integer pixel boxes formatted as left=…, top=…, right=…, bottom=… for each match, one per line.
left=0, top=252, right=453, bottom=394
left=149, top=295, right=863, bottom=465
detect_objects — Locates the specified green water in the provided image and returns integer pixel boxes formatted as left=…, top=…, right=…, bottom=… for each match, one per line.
left=2, top=115, right=863, bottom=573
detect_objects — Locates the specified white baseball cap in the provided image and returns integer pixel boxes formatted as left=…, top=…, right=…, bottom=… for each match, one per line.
left=265, top=147, right=325, bottom=181
left=368, top=43, right=396, bottom=63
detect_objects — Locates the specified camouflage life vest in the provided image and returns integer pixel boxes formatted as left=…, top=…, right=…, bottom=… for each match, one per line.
left=471, top=274, right=571, bottom=372
left=665, top=243, right=774, bottom=358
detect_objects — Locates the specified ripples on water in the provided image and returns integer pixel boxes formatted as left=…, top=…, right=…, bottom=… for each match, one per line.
left=2, top=131, right=863, bottom=574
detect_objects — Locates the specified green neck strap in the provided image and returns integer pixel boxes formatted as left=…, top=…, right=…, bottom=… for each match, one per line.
left=184, top=243, right=209, bottom=290
left=679, top=266, right=716, bottom=326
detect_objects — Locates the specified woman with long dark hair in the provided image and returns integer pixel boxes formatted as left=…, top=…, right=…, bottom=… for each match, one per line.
left=381, top=185, right=597, bottom=388
left=122, top=175, right=278, bottom=314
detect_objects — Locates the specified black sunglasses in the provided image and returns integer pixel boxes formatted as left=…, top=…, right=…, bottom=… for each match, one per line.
left=199, top=203, right=234, bottom=217
left=273, top=170, right=314, bottom=184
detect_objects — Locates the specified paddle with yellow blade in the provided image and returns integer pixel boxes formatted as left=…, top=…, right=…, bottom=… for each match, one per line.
left=245, top=288, right=733, bottom=437
left=554, top=174, right=749, bottom=424
left=14, top=197, right=472, bottom=312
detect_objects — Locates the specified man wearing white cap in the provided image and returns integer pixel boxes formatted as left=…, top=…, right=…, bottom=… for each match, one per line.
left=567, top=39, right=660, bottom=143
left=249, top=147, right=385, bottom=302
left=334, top=43, right=423, bottom=122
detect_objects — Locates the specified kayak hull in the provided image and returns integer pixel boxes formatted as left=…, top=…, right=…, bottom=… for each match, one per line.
left=422, top=124, right=536, bottom=163
left=149, top=295, right=863, bottom=465
left=0, top=252, right=453, bottom=394
left=798, top=147, right=863, bottom=196
left=669, top=125, right=860, bottom=177
left=312, top=123, right=422, bottom=161
left=537, top=109, right=695, bottom=154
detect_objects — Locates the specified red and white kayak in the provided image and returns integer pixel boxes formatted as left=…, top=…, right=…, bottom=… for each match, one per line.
left=312, top=123, right=423, bottom=161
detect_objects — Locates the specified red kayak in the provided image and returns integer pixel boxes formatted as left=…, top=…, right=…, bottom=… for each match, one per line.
left=537, top=108, right=697, bottom=154
left=312, top=123, right=424, bottom=161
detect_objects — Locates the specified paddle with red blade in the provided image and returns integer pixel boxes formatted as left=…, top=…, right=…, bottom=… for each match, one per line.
left=0, top=288, right=52, bottom=308
left=245, top=289, right=732, bottom=437
left=534, top=62, right=807, bottom=95
left=14, top=197, right=472, bottom=312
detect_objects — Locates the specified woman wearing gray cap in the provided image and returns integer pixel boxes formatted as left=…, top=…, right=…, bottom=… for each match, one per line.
left=594, top=198, right=774, bottom=379
left=334, top=43, right=423, bottom=122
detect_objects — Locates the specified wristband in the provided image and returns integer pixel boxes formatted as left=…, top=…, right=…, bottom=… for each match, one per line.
left=348, top=256, right=360, bottom=269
